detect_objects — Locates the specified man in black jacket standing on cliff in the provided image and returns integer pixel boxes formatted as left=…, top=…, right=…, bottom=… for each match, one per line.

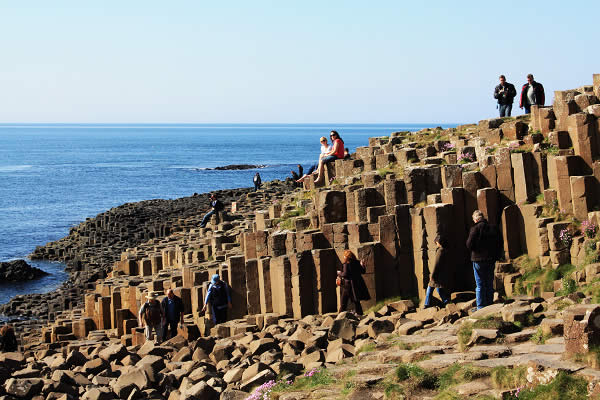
left=519, top=74, right=545, bottom=114
left=466, top=210, right=503, bottom=310
left=494, top=75, right=517, bottom=117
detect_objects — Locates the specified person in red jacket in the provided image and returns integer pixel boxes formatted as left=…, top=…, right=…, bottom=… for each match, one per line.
left=519, top=74, right=545, bottom=114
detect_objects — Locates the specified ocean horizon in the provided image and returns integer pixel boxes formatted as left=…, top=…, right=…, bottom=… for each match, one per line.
left=0, top=123, right=454, bottom=305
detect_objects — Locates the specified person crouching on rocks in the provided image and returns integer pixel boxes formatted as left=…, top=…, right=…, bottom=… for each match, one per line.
left=138, top=292, right=165, bottom=343
left=423, top=234, right=451, bottom=308
left=202, top=274, right=232, bottom=324
left=0, top=324, right=18, bottom=352
left=337, top=250, right=371, bottom=315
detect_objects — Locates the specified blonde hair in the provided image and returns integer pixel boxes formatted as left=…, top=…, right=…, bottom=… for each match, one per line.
left=472, top=210, right=484, bottom=222
left=320, top=136, right=327, bottom=143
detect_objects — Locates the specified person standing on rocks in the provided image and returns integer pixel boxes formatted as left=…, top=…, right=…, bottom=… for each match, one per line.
left=0, top=325, right=18, bottom=352
left=253, top=172, right=262, bottom=192
left=138, top=292, right=164, bottom=343
left=201, top=274, right=232, bottom=324
left=494, top=75, right=517, bottom=117
left=337, top=250, right=370, bottom=315
left=466, top=210, right=503, bottom=310
left=161, top=289, right=184, bottom=341
left=519, top=73, right=545, bottom=114
left=199, top=194, right=224, bottom=228
left=423, top=234, right=451, bottom=308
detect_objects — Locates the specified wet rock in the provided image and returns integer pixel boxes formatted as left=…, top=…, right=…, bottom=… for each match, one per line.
left=0, top=259, right=48, bottom=281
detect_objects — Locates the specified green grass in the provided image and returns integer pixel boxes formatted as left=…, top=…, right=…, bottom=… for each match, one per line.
left=271, top=368, right=335, bottom=395
left=356, top=343, right=376, bottom=354
left=395, top=363, right=438, bottom=390
left=457, top=321, right=474, bottom=351
left=530, top=327, right=552, bottom=345
left=490, top=365, right=528, bottom=389
left=363, top=295, right=406, bottom=315
left=377, top=163, right=396, bottom=178
left=506, top=371, right=588, bottom=400
left=437, top=364, right=490, bottom=391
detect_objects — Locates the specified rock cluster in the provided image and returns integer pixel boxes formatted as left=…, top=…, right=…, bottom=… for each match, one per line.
left=0, top=260, right=48, bottom=281
left=4, top=74, right=600, bottom=399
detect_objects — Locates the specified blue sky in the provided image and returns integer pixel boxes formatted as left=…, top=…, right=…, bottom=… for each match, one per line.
left=0, top=1, right=598, bottom=124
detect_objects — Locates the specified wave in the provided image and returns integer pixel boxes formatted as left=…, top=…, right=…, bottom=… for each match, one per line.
left=0, top=165, right=33, bottom=172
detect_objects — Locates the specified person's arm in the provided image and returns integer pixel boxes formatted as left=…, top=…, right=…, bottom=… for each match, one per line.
left=493, top=85, right=500, bottom=99
left=466, top=226, right=476, bottom=250
left=327, top=140, right=340, bottom=156
left=339, top=262, right=350, bottom=279
left=539, top=84, right=545, bottom=106
left=226, top=283, right=232, bottom=308
left=201, top=285, right=212, bottom=313
left=138, top=304, right=145, bottom=326
left=509, top=84, right=517, bottom=99
left=519, top=85, right=525, bottom=108
left=178, top=298, right=185, bottom=325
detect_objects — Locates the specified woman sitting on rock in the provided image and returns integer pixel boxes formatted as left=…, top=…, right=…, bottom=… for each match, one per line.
left=337, top=250, right=371, bottom=315
left=424, top=234, right=451, bottom=308
left=314, top=130, right=344, bottom=184
left=0, top=324, right=18, bottom=352
left=296, top=136, right=331, bottom=183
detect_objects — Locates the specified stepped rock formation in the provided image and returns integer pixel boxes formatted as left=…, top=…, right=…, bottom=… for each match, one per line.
left=3, top=75, right=600, bottom=399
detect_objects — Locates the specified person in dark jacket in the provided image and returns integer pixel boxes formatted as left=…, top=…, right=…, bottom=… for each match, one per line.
left=424, top=235, right=451, bottom=308
left=494, top=75, right=517, bottom=117
left=253, top=172, right=262, bottom=192
left=0, top=325, right=18, bottom=352
left=337, top=250, right=371, bottom=315
left=466, top=210, right=503, bottom=310
left=161, top=289, right=184, bottom=340
left=519, top=74, right=545, bottom=114
left=200, top=194, right=224, bottom=228
left=201, top=274, right=232, bottom=324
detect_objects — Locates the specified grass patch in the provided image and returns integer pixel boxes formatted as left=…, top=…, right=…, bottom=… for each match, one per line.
left=271, top=368, right=335, bottom=395
left=356, top=343, right=376, bottom=354
left=490, top=365, right=528, bottom=389
left=507, top=371, right=588, bottom=400
left=377, top=163, right=396, bottom=178
left=437, top=364, right=490, bottom=391
left=273, top=206, right=306, bottom=231
left=363, top=295, right=405, bottom=315
left=395, top=363, right=438, bottom=390
left=530, top=327, right=552, bottom=344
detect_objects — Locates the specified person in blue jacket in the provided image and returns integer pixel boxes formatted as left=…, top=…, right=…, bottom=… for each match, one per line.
left=201, top=274, right=232, bottom=324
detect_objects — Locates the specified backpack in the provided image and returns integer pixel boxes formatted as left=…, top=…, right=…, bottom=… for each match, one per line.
left=210, top=283, right=229, bottom=308
left=144, top=301, right=162, bottom=325
left=213, top=200, right=224, bottom=212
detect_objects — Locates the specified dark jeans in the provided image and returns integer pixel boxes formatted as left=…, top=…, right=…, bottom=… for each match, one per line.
left=499, top=104, right=512, bottom=117
left=162, top=320, right=179, bottom=340
left=340, top=286, right=363, bottom=315
left=254, top=183, right=261, bottom=191
left=212, top=306, right=228, bottom=324
left=306, top=164, right=317, bottom=175
left=424, top=286, right=450, bottom=307
left=473, top=261, right=495, bottom=309
left=200, top=210, right=215, bottom=228
left=524, top=104, right=531, bottom=114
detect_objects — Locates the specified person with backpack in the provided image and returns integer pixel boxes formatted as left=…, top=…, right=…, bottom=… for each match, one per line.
left=253, top=172, right=262, bottom=192
left=0, top=325, right=18, bottom=352
left=199, top=194, right=225, bottom=228
left=201, top=274, right=232, bottom=324
left=466, top=210, right=503, bottom=310
left=138, top=292, right=165, bottom=343
left=337, top=250, right=371, bottom=315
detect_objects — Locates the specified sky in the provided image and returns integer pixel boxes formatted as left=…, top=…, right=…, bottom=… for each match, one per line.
left=0, top=1, right=598, bottom=124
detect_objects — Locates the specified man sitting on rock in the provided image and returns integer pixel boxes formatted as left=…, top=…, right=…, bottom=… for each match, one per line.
left=201, top=274, right=232, bottom=324
left=138, top=292, right=164, bottom=343
left=161, top=289, right=184, bottom=341
left=199, top=194, right=225, bottom=228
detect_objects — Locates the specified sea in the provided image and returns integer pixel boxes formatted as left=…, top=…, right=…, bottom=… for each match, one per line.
left=0, top=123, right=452, bottom=307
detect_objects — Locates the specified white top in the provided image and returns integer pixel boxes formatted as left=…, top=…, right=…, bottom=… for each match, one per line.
left=320, top=144, right=331, bottom=155
left=527, top=84, right=536, bottom=105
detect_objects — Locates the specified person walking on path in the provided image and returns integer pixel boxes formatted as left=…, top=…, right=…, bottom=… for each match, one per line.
left=253, top=172, right=262, bottom=192
left=201, top=274, right=232, bottom=324
left=494, top=75, right=517, bottom=117
left=161, top=289, right=184, bottom=340
left=466, top=210, right=503, bottom=310
left=337, top=250, right=371, bottom=315
left=519, top=74, right=545, bottom=114
left=424, top=234, right=452, bottom=308
left=199, top=194, right=224, bottom=228
left=138, top=292, right=164, bottom=343
left=0, top=325, right=18, bottom=352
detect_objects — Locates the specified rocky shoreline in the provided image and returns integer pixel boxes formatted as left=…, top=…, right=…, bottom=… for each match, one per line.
left=0, top=180, right=295, bottom=326
left=0, top=260, right=48, bottom=281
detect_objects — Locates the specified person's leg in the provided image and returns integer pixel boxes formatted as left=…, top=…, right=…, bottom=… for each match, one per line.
left=152, top=324, right=162, bottom=343
left=144, top=325, right=152, bottom=341
left=162, top=323, right=169, bottom=341
left=473, top=262, right=484, bottom=310
left=354, top=298, right=363, bottom=315
left=524, top=105, right=531, bottom=114
left=314, top=160, right=326, bottom=183
left=424, top=285, right=434, bottom=307
left=437, top=288, right=450, bottom=304
left=339, top=288, right=350, bottom=312
left=306, top=164, right=317, bottom=175
left=215, top=308, right=227, bottom=324
left=506, top=104, right=512, bottom=117
left=499, top=105, right=506, bottom=118
left=169, top=320, right=178, bottom=339
left=200, top=210, right=214, bottom=227
left=485, top=262, right=495, bottom=307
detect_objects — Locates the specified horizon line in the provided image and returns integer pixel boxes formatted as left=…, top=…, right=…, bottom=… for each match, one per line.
left=0, top=121, right=462, bottom=126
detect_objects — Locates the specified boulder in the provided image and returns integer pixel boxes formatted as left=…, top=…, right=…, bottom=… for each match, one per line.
left=4, top=378, right=44, bottom=398
left=99, top=344, right=129, bottom=362
left=112, top=367, right=149, bottom=398
left=180, top=381, right=219, bottom=400
left=0, top=260, right=48, bottom=281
